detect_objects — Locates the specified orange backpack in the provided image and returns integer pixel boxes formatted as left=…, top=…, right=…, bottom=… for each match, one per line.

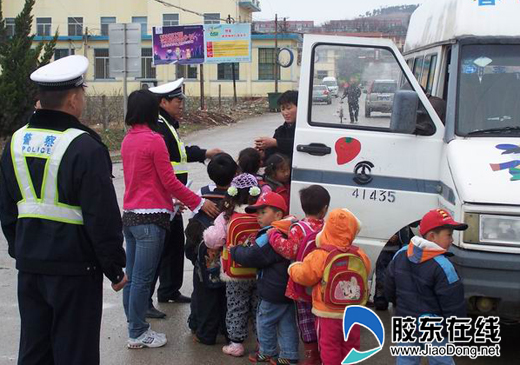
left=320, top=245, right=369, bottom=310
left=221, top=212, right=260, bottom=279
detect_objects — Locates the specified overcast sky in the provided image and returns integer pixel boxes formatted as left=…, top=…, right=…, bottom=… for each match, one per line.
left=254, top=0, right=425, bottom=24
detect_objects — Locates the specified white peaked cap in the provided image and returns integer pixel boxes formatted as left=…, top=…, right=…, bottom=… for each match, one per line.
left=149, top=78, right=185, bottom=98
left=30, top=55, right=89, bottom=90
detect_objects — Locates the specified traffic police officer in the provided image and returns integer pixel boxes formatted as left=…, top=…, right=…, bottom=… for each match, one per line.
left=0, top=55, right=127, bottom=364
left=148, top=79, right=221, bottom=313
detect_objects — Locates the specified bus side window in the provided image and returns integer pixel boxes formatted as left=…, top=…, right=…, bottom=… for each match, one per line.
left=420, top=55, right=432, bottom=90
left=442, top=47, right=452, bottom=100
left=413, top=56, right=424, bottom=82
left=426, top=54, right=438, bottom=95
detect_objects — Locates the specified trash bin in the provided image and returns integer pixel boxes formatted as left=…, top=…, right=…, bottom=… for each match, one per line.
left=267, top=92, right=282, bottom=112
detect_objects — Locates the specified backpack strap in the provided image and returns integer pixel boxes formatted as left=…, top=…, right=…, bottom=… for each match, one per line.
left=293, top=220, right=314, bottom=236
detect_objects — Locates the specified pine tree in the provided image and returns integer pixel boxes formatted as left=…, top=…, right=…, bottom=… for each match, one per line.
left=0, top=0, right=57, bottom=138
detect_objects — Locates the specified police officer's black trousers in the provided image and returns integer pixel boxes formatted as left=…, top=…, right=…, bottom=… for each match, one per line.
left=150, top=216, right=185, bottom=302
left=17, top=271, right=103, bottom=365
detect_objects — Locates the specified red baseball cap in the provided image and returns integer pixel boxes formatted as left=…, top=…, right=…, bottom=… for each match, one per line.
left=245, top=192, right=288, bottom=215
left=419, top=209, right=468, bottom=236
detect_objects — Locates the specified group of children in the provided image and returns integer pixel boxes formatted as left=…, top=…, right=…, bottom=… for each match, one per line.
left=185, top=145, right=367, bottom=365
left=183, top=89, right=468, bottom=365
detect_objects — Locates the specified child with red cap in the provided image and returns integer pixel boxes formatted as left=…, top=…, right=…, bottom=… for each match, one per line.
left=231, top=192, right=300, bottom=365
left=385, top=209, right=468, bottom=365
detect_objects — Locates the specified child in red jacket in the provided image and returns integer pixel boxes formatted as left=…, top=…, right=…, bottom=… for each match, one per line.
left=268, top=185, right=330, bottom=365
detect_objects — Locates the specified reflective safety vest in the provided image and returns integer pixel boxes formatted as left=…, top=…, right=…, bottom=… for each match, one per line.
left=11, top=126, right=87, bottom=225
left=159, top=115, right=188, bottom=176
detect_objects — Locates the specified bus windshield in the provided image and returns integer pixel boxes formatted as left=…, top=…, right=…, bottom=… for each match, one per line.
left=457, top=44, right=520, bottom=136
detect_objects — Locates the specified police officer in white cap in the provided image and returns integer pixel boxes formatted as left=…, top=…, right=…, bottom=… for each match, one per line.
left=0, top=55, right=126, bottom=364
left=148, top=79, right=221, bottom=314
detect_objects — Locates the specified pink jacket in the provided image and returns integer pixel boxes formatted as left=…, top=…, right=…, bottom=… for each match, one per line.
left=122, top=125, right=201, bottom=212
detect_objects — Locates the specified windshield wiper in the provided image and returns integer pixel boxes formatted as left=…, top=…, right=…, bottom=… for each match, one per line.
left=467, top=126, right=520, bottom=136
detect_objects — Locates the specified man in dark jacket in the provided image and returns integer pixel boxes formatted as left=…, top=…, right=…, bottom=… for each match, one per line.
left=385, top=209, right=468, bottom=365
left=342, top=82, right=361, bottom=123
left=231, top=192, right=299, bottom=364
left=255, top=90, right=298, bottom=163
left=0, top=55, right=126, bottom=364
left=148, top=79, right=221, bottom=315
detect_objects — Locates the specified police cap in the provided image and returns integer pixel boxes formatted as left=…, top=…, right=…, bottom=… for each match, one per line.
left=149, top=78, right=185, bottom=99
left=30, top=55, right=88, bottom=91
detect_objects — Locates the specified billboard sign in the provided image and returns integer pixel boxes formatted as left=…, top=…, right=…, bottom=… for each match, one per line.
left=152, top=25, right=205, bottom=65
left=204, top=23, right=252, bottom=64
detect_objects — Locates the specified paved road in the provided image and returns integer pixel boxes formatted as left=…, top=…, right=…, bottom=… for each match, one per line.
left=0, top=113, right=518, bottom=364
left=312, top=94, right=391, bottom=128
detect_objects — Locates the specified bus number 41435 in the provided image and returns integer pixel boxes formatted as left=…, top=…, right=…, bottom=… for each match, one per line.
left=352, top=189, right=396, bottom=203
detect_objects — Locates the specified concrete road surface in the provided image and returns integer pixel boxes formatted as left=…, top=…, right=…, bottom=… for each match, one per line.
left=0, top=112, right=518, bottom=364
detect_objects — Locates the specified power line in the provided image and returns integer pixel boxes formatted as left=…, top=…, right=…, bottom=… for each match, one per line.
left=152, top=0, right=229, bottom=22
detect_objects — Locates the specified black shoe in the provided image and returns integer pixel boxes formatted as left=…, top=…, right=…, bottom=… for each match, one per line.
left=158, top=294, right=191, bottom=303
left=146, top=306, right=167, bottom=319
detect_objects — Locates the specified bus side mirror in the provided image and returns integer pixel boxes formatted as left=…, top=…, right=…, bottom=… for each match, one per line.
left=390, top=90, right=419, bottom=134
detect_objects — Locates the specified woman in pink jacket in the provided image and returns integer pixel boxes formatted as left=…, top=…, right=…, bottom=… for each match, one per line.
left=121, top=90, right=218, bottom=349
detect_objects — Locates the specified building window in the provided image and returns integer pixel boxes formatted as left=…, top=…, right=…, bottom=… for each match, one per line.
left=163, top=14, right=179, bottom=27
left=141, top=48, right=156, bottom=79
left=204, top=13, right=220, bottom=25
left=132, top=16, right=147, bottom=36
left=100, top=17, right=116, bottom=36
left=217, top=63, right=239, bottom=80
left=316, top=70, right=328, bottom=79
left=54, top=48, right=75, bottom=60
left=176, top=65, right=198, bottom=79
left=6, top=18, right=15, bottom=37
left=94, top=49, right=110, bottom=79
left=258, top=48, right=280, bottom=80
left=36, top=17, right=51, bottom=36
left=68, top=17, right=83, bottom=36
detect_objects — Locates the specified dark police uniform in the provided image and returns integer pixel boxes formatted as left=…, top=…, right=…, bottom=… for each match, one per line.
left=149, top=81, right=207, bottom=303
left=0, top=56, right=125, bottom=365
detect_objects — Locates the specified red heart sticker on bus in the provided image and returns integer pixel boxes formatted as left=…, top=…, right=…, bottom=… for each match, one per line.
left=335, top=137, right=361, bottom=165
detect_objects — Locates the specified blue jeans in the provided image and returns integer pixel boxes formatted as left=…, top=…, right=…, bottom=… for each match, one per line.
left=397, top=340, right=455, bottom=365
left=123, top=224, right=165, bottom=339
left=257, top=299, right=299, bottom=360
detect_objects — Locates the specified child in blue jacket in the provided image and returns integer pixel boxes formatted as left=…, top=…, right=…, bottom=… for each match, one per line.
left=231, top=192, right=299, bottom=365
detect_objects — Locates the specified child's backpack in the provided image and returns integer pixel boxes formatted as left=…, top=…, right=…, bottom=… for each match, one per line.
left=319, top=245, right=369, bottom=309
left=221, top=212, right=260, bottom=279
left=185, top=186, right=226, bottom=288
left=292, top=221, right=319, bottom=302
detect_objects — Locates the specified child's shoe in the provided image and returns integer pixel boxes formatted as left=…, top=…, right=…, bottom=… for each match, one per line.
left=127, top=329, right=167, bottom=349
left=248, top=351, right=273, bottom=363
left=270, top=358, right=298, bottom=365
left=222, top=341, right=245, bottom=357
left=302, top=342, right=320, bottom=365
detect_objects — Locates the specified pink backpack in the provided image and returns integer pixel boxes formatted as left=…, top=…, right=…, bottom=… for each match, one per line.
left=293, top=221, right=319, bottom=302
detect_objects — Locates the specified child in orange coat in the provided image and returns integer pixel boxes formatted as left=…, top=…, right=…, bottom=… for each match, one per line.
left=288, top=209, right=371, bottom=365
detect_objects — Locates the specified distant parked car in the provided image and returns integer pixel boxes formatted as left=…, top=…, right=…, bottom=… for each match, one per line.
left=365, top=79, right=397, bottom=117
left=313, top=84, right=332, bottom=104
left=322, top=76, right=339, bottom=97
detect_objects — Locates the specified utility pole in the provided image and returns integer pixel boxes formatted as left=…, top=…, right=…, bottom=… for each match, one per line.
left=274, top=14, right=278, bottom=93
left=200, top=64, right=205, bottom=110
left=83, top=27, right=88, bottom=57
left=123, top=23, right=128, bottom=119
left=227, top=14, right=238, bottom=105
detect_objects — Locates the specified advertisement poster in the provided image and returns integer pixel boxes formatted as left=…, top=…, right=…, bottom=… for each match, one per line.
left=204, top=23, right=252, bottom=64
left=152, top=25, right=204, bottom=65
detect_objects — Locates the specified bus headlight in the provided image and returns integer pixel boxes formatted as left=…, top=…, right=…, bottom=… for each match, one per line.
left=464, top=213, right=520, bottom=245
left=480, top=214, right=520, bottom=245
